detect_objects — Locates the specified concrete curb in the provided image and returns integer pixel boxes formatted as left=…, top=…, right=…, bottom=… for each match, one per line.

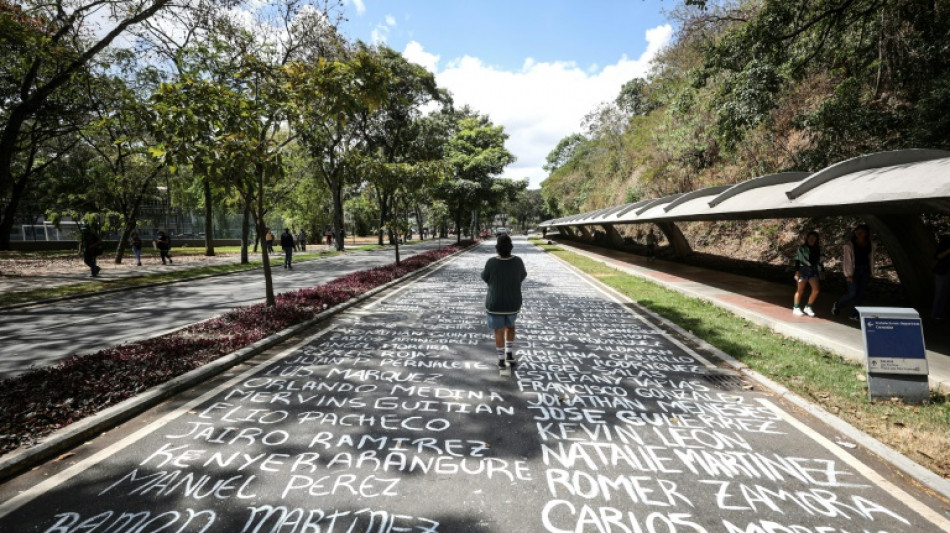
left=0, top=243, right=430, bottom=312
left=539, top=243, right=950, bottom=502
left=0, top=243, right=474, bottom=484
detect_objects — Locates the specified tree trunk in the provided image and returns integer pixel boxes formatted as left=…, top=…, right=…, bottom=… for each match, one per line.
left=0, top=173, right=30, bottom=251
left=115, top=222, right=135, bottom=264
left=414, top=205, right=425, bottom=241
left=241, top=199, right=251, bottom=264
left=455, top=205, right=463, bottom=245
left=377, top=192, right=387, bottom=246
left=203, top=178, right=215, bottom=256
left=256, top=164, right=275, bottom=307
left=393, top=216, right=401, bottom=266
left=332, top=178, right=345, bottom=252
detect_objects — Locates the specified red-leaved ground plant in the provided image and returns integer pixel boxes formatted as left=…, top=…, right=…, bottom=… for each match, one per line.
left=0, top=242, right=474, bottom=456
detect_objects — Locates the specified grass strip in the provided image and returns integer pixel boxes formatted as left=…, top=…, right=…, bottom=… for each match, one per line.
left=532, top=240, right=950, bottom=479
left=0, top=246, right=385, bottom=307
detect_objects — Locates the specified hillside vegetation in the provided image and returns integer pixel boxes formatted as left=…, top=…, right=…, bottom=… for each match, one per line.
left=541, top=0, right=950, bottom=263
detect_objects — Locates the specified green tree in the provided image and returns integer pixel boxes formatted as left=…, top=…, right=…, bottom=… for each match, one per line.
left=78, top=55, right=168, bottom=264
left=290, top=48, right=389, bottom=251
left=356, top=45, right=449, bottom=245
left=0, top=0, right=176, bottom=250
left=440, top=110, right=515, bottom=242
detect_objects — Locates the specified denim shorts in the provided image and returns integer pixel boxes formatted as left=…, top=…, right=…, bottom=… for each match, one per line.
left=797, top=266, right=819, bottom=282
left=486, top=313, right=517, bottom=330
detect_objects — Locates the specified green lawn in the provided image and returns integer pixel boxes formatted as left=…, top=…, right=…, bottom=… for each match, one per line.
left=531, top=240, right=950, bottom=478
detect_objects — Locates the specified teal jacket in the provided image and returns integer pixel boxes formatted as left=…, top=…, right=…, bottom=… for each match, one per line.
left=481, top=255, right=527, bottom=314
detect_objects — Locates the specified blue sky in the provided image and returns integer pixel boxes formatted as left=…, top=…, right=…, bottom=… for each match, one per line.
left=339, top=0, right=676, bottom=188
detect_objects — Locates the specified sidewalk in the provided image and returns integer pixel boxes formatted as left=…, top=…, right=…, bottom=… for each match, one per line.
left=0, top=240, right=446, bottom=381
left=0, top=239, right=432, bottom=300
left=552, top=238, right=950, bottom=394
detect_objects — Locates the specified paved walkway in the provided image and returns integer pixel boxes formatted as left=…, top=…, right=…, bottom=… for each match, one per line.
left=1, top=239, right=946, bottom=532
left=0, top=241, right=446, bottom=381
left=0, top=239, right=435, bottom=296
left=552, top=238, right=950, bottom=394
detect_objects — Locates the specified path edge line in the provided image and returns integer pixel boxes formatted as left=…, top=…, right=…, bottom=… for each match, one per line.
left=539, top=243, right=950, bottom=503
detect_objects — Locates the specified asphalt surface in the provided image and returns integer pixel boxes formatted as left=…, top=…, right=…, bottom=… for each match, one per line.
left=0, top=239, right=947, bottom=532
left=0, top=242, right=446, bottom=381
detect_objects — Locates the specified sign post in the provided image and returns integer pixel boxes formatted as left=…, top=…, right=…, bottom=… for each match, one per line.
left=855, top=307, right=930, bottom=403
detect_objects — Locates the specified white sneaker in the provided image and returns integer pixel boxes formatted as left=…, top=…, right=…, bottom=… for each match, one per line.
left=793, top=307, right=804, bottom=316
left=804, top=306, right=815, bottom=317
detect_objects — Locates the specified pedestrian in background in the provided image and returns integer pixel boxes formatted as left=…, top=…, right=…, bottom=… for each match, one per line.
left=325, top=228, right=333, bottom=247
left=833, top=223, right=875, bottom=321
left=265, top=229, right=275, bottom=253
left=155, top=231, right=172, bottom=265
left=129, top=231, right=143, bottom=266
left=297, top=229, right=307, bottom=252
left=793, top=230, right=824, bottom=317
left=932, top=234, right=950, bottom=320
left=481, top=234, right=527, bottom=370
left=646, top=228, right=658, bottom=262
left=281, top=228, right=295, bottom=269
left=79, top=225, right=103, bottom=277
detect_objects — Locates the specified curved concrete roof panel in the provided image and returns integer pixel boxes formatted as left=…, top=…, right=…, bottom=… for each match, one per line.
left=792, top=156, right=950, bottom=207
left=664, top=185, right=731, bottom=212
left=786, top=149, right=950, bottom=200
left=708, top=172, right=809, bottom=208
left=635, top=194, right=684, bottom=215
left=540, top=150, right=950, bottom=228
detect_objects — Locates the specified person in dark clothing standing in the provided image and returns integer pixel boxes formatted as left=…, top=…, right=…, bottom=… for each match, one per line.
left=130, top=231, right=143, bottom=266
left=155, top=231, right=173, bottom=265
left=79, top=225, right=103, bottom=277
left=832, top=224, right=874, bottom=321
left=481, top=234, right=528, bottom=370
left=793, top=231, right=824, bottom=317
left=646, top=228, right=658, bottom=262
left=932, top=235, right=950, bottom=320
left=280, top=228, right=295, bottom=269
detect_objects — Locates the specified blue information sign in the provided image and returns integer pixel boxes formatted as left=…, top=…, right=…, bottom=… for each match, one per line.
left=858, top=308, right=928, bottom=375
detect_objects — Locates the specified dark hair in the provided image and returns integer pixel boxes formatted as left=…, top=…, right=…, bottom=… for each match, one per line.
left=805, top=230, right=820, bottom=245
left=851, top=223, right=870, bottom=244
left=496, top=234, right=513, bottom=257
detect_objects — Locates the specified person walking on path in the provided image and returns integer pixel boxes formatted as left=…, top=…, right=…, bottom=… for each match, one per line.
left=645, top=228, right=658, bottom=262
left=297, top=229, right=307, bottom=252
left=932, top=234, right=950, bottom=320
left=832, top=224, right=875, bottom=321
left=280, top=228, right=295, bottom=269
left=793, top=230, right=824, bottom=317
left=79, top=225, right=103, bottom=277
left=129, top=231, right=143, bottom=266
left=324, top=228, right=333, bottom=247
left=155, top=231, right=173, bottom=265
left=265, top=229, right=275, bottom=254
left=481, top=234, right=527, bottom=370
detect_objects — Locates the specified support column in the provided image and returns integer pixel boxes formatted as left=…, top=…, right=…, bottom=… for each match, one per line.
left=559, top=226, right=576, bottom=239
left=865, top=214, right=935, bottom=311
left=576, top=225, right=593, bottom=241
left=602, top=224, right=626, bottom=248
left=656, top=221, right=692, bottom=259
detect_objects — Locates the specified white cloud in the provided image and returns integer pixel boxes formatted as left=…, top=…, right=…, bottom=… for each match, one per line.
left=405, top=24, right=674, bottom=189
left=350, top=0, right=366, bottom=16
left=371, top=14, right=397, bottom=44
left=371, top=27, right=387, bottom=43
left=403, top=40, right=440, bottom=73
